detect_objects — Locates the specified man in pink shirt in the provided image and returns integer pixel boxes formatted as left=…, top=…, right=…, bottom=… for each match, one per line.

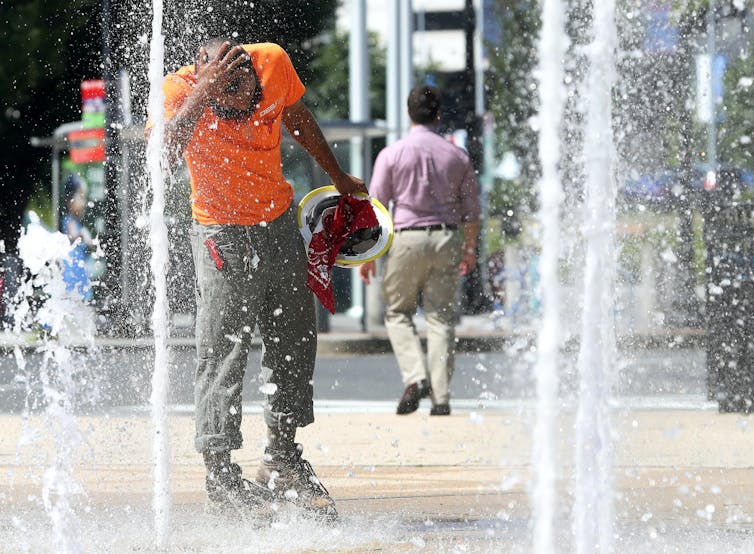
left=359, top=85, right=481, bottom=416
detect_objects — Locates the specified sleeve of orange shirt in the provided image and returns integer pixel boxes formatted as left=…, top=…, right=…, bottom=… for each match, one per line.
left=144, top=71, right=192, bottom=132
left=162, top=72, right=193, bottom=120
left=277, top=46, right=306, bottom=107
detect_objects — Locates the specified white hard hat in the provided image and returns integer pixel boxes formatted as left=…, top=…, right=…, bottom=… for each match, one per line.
left=297, top=185, right=393, bottom=267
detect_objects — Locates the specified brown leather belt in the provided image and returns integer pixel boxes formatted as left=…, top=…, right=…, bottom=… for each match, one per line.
left=397, top=224, right=458, bottom=232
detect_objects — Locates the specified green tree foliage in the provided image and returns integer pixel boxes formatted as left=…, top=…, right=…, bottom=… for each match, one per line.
left=160, top=0, right=337, bottom=80
left=0, top=0, right=103, bottom=247
left=718, top=52, right=754, bottom=168
left=116, top=0, right=340, bottom=122
left=305, top=29, right=386, bottom=120
left=485, top=0, right=540, bottom=185
left=0, top=0, right=339, bottom=249
left=482, top=0, right=540, bottom=235
left=0, top=0, right=102, bottom=121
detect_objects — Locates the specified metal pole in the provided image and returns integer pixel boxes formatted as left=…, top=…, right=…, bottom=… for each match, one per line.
left=118, top=69, right=132, bottom=312
left=52, top=147, right=61, bottom=231
left=474, top=0, right=488, bottom=293
left=102, top=0, right=125, bottom=327
left=387, top=0, right=401, bottom=145
left=398, top=0, right=413, bottom=137
left=706, top=0, right=717, bottom=171
left=349, top=0, right=369, bottom=164
left=464, top=0, right=480, bottom=170
left=375, top=0, right=404, bottom=331
left=462, top=0, right=487, bottom=312
left=474, top=0, right=485, bottom=117
left=349, top=0, right=369, bottom=325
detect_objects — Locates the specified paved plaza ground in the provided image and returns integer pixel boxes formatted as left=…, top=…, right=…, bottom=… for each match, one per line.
left=1, top=313, right=752, bottom=551
left=2, top=402, right=754, bottom=552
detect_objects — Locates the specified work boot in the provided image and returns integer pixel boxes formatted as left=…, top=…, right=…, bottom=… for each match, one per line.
left=205, top=456, right=276, bottom=519
left=255, top=443, right=337, bottom=521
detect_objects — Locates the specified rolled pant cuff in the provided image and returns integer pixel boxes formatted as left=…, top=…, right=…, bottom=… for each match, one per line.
left=264, top=408, right=314, bottom=430
left=194, top=433, right=243, bottom=453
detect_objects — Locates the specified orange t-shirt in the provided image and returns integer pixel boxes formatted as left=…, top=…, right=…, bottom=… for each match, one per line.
left=162, top=43, right=306, bottom=225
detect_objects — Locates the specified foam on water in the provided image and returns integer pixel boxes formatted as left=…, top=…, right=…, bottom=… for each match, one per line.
left=3, top=504, right=754, bottom=553
left=13, top=216, right=99, bottom=553
left=0, top=507, right=461, bottom=553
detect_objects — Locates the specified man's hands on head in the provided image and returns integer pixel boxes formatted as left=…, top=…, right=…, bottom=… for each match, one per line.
left=164, top=42, right=254, bottom=162
left=194, top=42, right=250, bottom=102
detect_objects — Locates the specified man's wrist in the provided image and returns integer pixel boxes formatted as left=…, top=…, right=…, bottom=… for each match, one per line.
left=191, top=80, right=215, bottom=105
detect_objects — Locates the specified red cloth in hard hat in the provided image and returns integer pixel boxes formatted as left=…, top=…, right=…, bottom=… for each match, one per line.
left=306, top=195, right=378, bottom=314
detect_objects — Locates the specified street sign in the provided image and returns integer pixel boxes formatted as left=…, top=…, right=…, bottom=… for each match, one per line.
left=81, top=79, right=106, bottom=129
left=68, top=128, right=105, bottom=164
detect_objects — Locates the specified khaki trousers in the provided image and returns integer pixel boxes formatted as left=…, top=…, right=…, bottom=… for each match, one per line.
left=381, top=227, right=462, bottom=404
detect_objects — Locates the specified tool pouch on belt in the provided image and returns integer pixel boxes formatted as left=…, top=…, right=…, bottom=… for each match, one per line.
left=204, top=238, right=225, bottom=271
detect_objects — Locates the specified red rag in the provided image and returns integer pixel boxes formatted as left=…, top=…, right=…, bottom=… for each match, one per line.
left=306, top=196, right=379, bottom=313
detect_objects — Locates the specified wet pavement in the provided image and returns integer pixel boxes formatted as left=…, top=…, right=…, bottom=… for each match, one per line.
left=0, top=313, right=710, bottom=411
left=3, top=314, right=754, bottom=551
left=2, top=403, right=754, bottom=552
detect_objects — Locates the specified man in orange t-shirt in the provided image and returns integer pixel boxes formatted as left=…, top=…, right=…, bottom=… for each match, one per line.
left=161, top=37, right=365, bottom=520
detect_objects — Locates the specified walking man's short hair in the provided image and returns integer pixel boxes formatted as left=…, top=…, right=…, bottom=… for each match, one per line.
left=407, top=85, right=441, bottom=125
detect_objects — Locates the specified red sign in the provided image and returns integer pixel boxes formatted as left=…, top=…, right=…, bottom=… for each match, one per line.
left=68, top=128, right=105, bottom=163
left=81, top=79, right=106, bottom=128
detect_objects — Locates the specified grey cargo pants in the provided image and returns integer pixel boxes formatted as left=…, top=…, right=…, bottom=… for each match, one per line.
left=189, top=206, right=317, bottom=453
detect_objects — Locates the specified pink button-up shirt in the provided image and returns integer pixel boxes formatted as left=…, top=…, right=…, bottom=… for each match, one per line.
left=368, top=125, right=480, bottom=230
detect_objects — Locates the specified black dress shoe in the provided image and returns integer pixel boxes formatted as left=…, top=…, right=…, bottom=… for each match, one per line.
left=430, top=404, right=451, bottom=416
left=396, top=379, right=431, bottom=415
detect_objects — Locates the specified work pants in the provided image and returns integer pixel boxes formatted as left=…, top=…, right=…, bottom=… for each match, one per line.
left=189, top=206, right=317, bottom=453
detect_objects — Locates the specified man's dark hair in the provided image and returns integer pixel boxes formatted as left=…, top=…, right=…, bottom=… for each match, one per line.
left=204, top=37, right=243, bottom=58
left=407, top=85, right=441, bottom=125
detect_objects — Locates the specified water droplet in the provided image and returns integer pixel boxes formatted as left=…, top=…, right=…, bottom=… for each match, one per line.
left=259, top=383, right=278, bottom=395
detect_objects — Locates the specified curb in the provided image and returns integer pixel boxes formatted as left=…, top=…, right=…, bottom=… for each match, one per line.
left=0, top=328, right=706, bottom=355
left=314, top=333, right=510, bottom=355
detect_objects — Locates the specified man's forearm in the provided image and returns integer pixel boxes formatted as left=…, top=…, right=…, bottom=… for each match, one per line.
left=164, top=83, right=211, bottom=163
left=283, top=103, right=344, bottom=181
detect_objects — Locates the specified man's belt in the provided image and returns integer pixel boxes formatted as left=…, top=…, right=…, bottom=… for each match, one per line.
left=397, top=224, right=458, bottom=232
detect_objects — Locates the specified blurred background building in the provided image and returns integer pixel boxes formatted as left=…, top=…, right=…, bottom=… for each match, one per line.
left=24, top=0, right=501, bottom=336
